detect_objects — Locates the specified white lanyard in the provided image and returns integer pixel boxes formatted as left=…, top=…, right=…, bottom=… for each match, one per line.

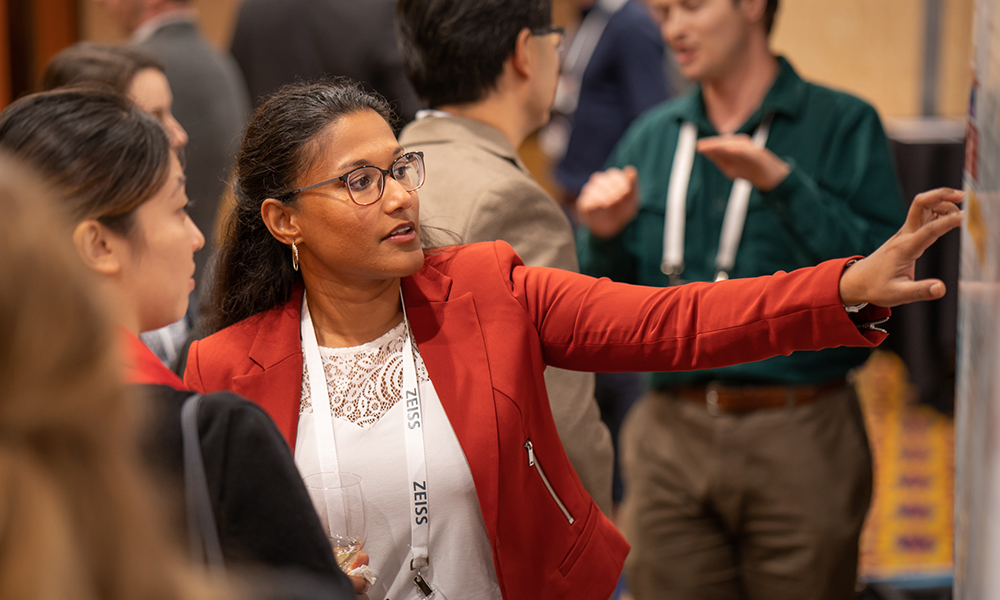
left=300, top=291, right=431, bottom=572
left=661, top=114, right=773, bottom=283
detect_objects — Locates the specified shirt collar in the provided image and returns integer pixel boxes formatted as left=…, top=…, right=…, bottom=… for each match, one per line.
left=668, top=56, right=807, bottom=134
left=402, top=114, right=527, bottom=171
left=130, top=7, right=199, bottom=44
left=415, top=109, right=453, bottom=120
left=120, top=328, right=187, bottom=390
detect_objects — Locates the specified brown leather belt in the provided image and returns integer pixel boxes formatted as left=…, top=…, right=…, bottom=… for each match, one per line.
left=674, top=380, right=847, bottom=416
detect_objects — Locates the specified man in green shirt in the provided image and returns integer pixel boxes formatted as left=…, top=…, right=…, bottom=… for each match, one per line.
left=576, top=0, right=906, bottom=598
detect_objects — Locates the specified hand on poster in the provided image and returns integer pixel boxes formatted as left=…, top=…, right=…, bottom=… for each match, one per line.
left=839, top=188, right=963, bottom=307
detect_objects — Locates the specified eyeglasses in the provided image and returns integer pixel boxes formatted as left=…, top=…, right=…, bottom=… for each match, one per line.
left=532, top=25, right=565, bottom=52
left=278, top=151, right=425, bottom=206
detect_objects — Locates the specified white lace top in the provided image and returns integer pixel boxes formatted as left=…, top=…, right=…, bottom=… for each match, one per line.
left=294, top=322, right=501, bottom=600
left=299, top=322, right=429, bottom=427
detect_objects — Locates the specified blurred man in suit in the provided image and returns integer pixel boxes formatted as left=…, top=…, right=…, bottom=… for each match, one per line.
left=396, top=0, right=614, bottom=516
left=230, top=0, right=420, bottom=123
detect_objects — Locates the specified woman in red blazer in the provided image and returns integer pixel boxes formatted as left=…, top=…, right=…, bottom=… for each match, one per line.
left=188, top=81, right=961, bottom=600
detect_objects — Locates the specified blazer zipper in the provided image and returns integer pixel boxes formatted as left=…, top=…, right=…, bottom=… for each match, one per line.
left=524, top=440, right=574, bottom=525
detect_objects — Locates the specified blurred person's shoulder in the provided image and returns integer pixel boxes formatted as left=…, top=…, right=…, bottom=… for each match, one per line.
left=795, top=69, right=883, bottom=125
left=137, top=384, right=276, bottom=430
left=136, top=383, right=286, bottom=466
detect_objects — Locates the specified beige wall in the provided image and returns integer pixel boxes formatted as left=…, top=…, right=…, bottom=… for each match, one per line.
left=771, top=1, right=924, bottom=116
left=771, top=0, right=973, bottom=118
left=81, top=0, right=974, bottom=118
left=939, top=0, right=975, bottom=117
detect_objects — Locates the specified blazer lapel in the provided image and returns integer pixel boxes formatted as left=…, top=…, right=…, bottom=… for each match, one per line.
left=233, top=361, right=303, bottom=449
left=233, top=287, right=305, bottom=449
left=403, top=265, right=501, bottom=541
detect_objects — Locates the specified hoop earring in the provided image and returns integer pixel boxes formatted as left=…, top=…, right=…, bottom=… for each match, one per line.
left=291, top=242, right=300, bottom=271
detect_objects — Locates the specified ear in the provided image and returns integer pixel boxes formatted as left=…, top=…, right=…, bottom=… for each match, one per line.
left=261, top=198, right=301, bottom=247
left=509, top=28, right=536, bottom=80
left=739, top=0, right=768, bottom=26
left=72, top=220, right=123, bottom=276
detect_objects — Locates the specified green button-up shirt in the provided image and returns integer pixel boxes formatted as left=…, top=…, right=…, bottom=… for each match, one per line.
left=578, top=57, right=906, bottom=388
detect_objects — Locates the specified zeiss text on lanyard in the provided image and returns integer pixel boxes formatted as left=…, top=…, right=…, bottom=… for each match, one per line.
left=300, top=291, right=431, bottom=574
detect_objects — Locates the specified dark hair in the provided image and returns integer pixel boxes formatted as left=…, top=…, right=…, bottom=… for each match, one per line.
left=396, top=0, right=550, bottom=108
left=205, top=79, right=391, bottom=334
left=0, top=89, right=171, bottom=236
left=40, top=42, right=164, bottom=95
left=764, top=0, right=779, bottom=34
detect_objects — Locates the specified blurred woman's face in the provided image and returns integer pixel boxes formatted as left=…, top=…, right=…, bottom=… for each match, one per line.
left=128, top=68, right=189, bottom=151
left=288, top=109, right=423, bottom=288
left=117, top=153, right=204, bottom=333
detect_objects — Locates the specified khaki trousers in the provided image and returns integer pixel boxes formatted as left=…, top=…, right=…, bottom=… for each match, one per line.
left=620, top=385, right=872, bottom=600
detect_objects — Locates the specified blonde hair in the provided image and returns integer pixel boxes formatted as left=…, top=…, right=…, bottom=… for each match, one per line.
left=0, top=152, right=225, bottom=600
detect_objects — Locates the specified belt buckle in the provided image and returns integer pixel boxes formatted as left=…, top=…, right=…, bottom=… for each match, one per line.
left=706, top=383, right=721, bottom=417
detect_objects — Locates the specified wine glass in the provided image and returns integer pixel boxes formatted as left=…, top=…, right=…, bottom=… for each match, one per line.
left=303, top=471, right=367, bottom=571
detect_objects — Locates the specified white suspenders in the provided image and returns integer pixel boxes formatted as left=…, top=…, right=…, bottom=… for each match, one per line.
left=661, top=114, right=774, bottom=284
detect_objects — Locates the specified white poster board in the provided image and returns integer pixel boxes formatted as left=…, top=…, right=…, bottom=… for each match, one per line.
left=954, top=0, right=1000, bottom=597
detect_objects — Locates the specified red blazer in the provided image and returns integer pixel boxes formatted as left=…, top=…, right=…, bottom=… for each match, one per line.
left=121, top=329, right=186, bottom=389
left=185, top=242, right=887, bottom=600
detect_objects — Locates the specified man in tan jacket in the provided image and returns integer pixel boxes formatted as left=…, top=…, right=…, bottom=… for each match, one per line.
left=397, top=0, right=614, bottom=515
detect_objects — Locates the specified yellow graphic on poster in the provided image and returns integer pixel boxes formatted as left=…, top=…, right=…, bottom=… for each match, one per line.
left=965, top=189, right=987, bottom=265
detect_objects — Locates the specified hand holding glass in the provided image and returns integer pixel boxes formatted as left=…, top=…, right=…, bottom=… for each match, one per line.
left=303, top=472, right=367, bottom=570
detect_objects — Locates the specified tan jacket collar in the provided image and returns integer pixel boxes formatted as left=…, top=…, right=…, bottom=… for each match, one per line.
left=401, top=115, right=527, bottom=172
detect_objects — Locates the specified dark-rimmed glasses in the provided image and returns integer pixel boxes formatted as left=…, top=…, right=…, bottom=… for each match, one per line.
left=532, top=26, right=565, bottom=52
left=277, top=151, right=425, bottom=206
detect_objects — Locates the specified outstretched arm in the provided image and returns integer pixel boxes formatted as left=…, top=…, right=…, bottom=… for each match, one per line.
left=514, top=188, right=962, bottom=373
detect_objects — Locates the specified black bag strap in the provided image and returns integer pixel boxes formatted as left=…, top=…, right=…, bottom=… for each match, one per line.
left=181, top=393, right=226, bottom=574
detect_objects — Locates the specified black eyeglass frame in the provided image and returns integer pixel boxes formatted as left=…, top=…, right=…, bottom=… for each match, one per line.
left=532, top=25, right=565, bottom=37
left=276, top=151, right=425, bottom=206
left=531, top=25, right=566, bottom=50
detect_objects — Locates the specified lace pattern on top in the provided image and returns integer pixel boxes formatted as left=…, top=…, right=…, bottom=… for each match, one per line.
left=301, top=322, right=430, bottom=429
